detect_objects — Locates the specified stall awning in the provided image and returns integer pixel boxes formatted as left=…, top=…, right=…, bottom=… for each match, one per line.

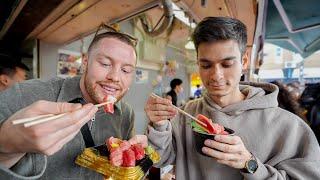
left=265, top=0, right=320, bottom=58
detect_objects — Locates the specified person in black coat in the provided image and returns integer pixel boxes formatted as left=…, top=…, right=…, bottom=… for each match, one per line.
left=166, top=78, right=183, bottom=106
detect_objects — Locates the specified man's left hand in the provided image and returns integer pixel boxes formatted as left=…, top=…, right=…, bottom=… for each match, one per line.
left=128, top=135, right=148, bottom=148
left=202, top=135, right=252, bottom=169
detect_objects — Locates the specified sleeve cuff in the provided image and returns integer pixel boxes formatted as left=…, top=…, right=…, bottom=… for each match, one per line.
left=152, top=120, right=171, bottom=131
left=147, top=121, right=172, bottom=150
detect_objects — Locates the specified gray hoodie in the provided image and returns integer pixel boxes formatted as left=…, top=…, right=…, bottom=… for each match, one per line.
left=147, top=82, right=320, bottom=180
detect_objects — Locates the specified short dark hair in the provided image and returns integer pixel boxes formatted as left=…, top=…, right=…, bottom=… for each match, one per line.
left=0, top=55, right=29, bottom=77
left=87, top=32, right=137, bottom=57
left=192, top=17, right=247, bottom=56
left=170, top=78, right=183, bottom=89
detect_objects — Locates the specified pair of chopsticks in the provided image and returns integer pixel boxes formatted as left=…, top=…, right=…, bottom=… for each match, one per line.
left=150, top=93, right=207, bottom=127
left=12, top=101, right=114, bottom=127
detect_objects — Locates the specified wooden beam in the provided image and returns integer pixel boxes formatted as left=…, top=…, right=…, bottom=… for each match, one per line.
left=26, top=0, right=81, bottom=40
left=0, top=0, right=28, bottom=39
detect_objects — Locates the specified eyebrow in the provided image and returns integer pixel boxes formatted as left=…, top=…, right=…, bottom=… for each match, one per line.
left=222, top=56, right=237, bottom=61
left=98, top=53, right=135, bottom=68
left=198, top=56, right=237, bottom=62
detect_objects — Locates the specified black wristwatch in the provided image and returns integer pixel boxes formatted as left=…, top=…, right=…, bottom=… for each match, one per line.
left=242, top=155, right=258, bottom=174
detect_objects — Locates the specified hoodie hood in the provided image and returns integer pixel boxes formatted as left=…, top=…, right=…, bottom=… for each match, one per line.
left=203, top=82, right=279, bottom=116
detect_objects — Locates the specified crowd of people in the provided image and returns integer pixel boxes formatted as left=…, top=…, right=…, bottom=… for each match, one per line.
left=269, top=80, right=320, bottom=144
left=0, top=16, right=320, bottom=180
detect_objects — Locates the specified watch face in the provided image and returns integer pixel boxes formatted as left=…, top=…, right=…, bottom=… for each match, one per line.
left=247, top=159, right=258, bottom=173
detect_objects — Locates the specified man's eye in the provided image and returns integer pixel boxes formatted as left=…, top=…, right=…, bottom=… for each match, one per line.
left=222, top=64, right=233, bottom=68
left=200, top=64, right=211, bottom=69
left=101, top=63, right=111, bottom=67
left=221, top=60, right=235, bottom=68
left=122, top=68, right=134, bottom=74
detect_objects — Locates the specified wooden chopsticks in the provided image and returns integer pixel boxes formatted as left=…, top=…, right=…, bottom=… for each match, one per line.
left=12, top=100, right=115, bottom=127
left=150, top=93, right=207, bottom=127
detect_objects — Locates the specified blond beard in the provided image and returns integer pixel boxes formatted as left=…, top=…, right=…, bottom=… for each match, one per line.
left=84, top=73, right=100, bottom=104
left=83, top=69, right=127, bottom=104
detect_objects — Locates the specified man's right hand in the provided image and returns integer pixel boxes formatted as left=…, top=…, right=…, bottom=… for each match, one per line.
left=0, top=100, right=98, bottom=167
left=144, top=95, right=177, bottom=126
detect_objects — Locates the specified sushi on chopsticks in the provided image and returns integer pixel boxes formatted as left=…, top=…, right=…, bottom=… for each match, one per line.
left=102, top=95, right=117, bottom=114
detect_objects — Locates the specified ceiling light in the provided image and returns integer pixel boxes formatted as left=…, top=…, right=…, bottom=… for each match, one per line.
left=185, top=39, right=195, bottom=50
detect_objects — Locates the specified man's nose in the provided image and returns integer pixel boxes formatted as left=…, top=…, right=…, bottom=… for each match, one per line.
left=106, top=67, right=120, bottom=82
left=210, top=66, right=224, bottom=80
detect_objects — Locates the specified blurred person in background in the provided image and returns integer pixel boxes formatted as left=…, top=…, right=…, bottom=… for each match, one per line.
left=300, top=83, right=320, bottom=144
left=194, top=84, right=202, bottom=98
left=270, top=81, right=306, bottom=121
left=0, top=55, right=29, bottom=91
left=287, top=81, right=301, bottom=101
left=166, top=78, right=183, bottom=106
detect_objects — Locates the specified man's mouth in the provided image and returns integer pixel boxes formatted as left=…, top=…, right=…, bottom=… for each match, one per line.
left=208, top=82, right=226, bottom=88
left=213, top=85, right=224, bottom=87
left=100, top=84, right=120, bottom=95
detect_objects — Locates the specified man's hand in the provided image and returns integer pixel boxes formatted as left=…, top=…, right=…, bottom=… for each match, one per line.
left=128, top=135, right=148, bottom=148
left=0, top=100, right=98, bottom=167
left=202, top=135, right=252, bottom=169
left=144, top=95, right=177, bottom=126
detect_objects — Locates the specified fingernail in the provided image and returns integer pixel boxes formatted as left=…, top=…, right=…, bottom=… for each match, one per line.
left=202, top=147, right=207, bottom=153
left=204, top=140, right=210, bottom=146
left=214, top=135, right=220, bottom=141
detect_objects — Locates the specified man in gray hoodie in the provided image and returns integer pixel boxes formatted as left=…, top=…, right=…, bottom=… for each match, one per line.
left=145, top=17, right=320, bottom=179
left=0, top=31, right=147, bottom=179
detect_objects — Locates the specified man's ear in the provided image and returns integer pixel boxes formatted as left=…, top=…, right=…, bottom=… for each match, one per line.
left=0, top=74, right=10, bottom=86
left=241, top=50, right=249, bottom=71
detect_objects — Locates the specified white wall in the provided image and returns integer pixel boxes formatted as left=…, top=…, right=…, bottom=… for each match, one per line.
left=39, top=41, right=59, bottom=80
